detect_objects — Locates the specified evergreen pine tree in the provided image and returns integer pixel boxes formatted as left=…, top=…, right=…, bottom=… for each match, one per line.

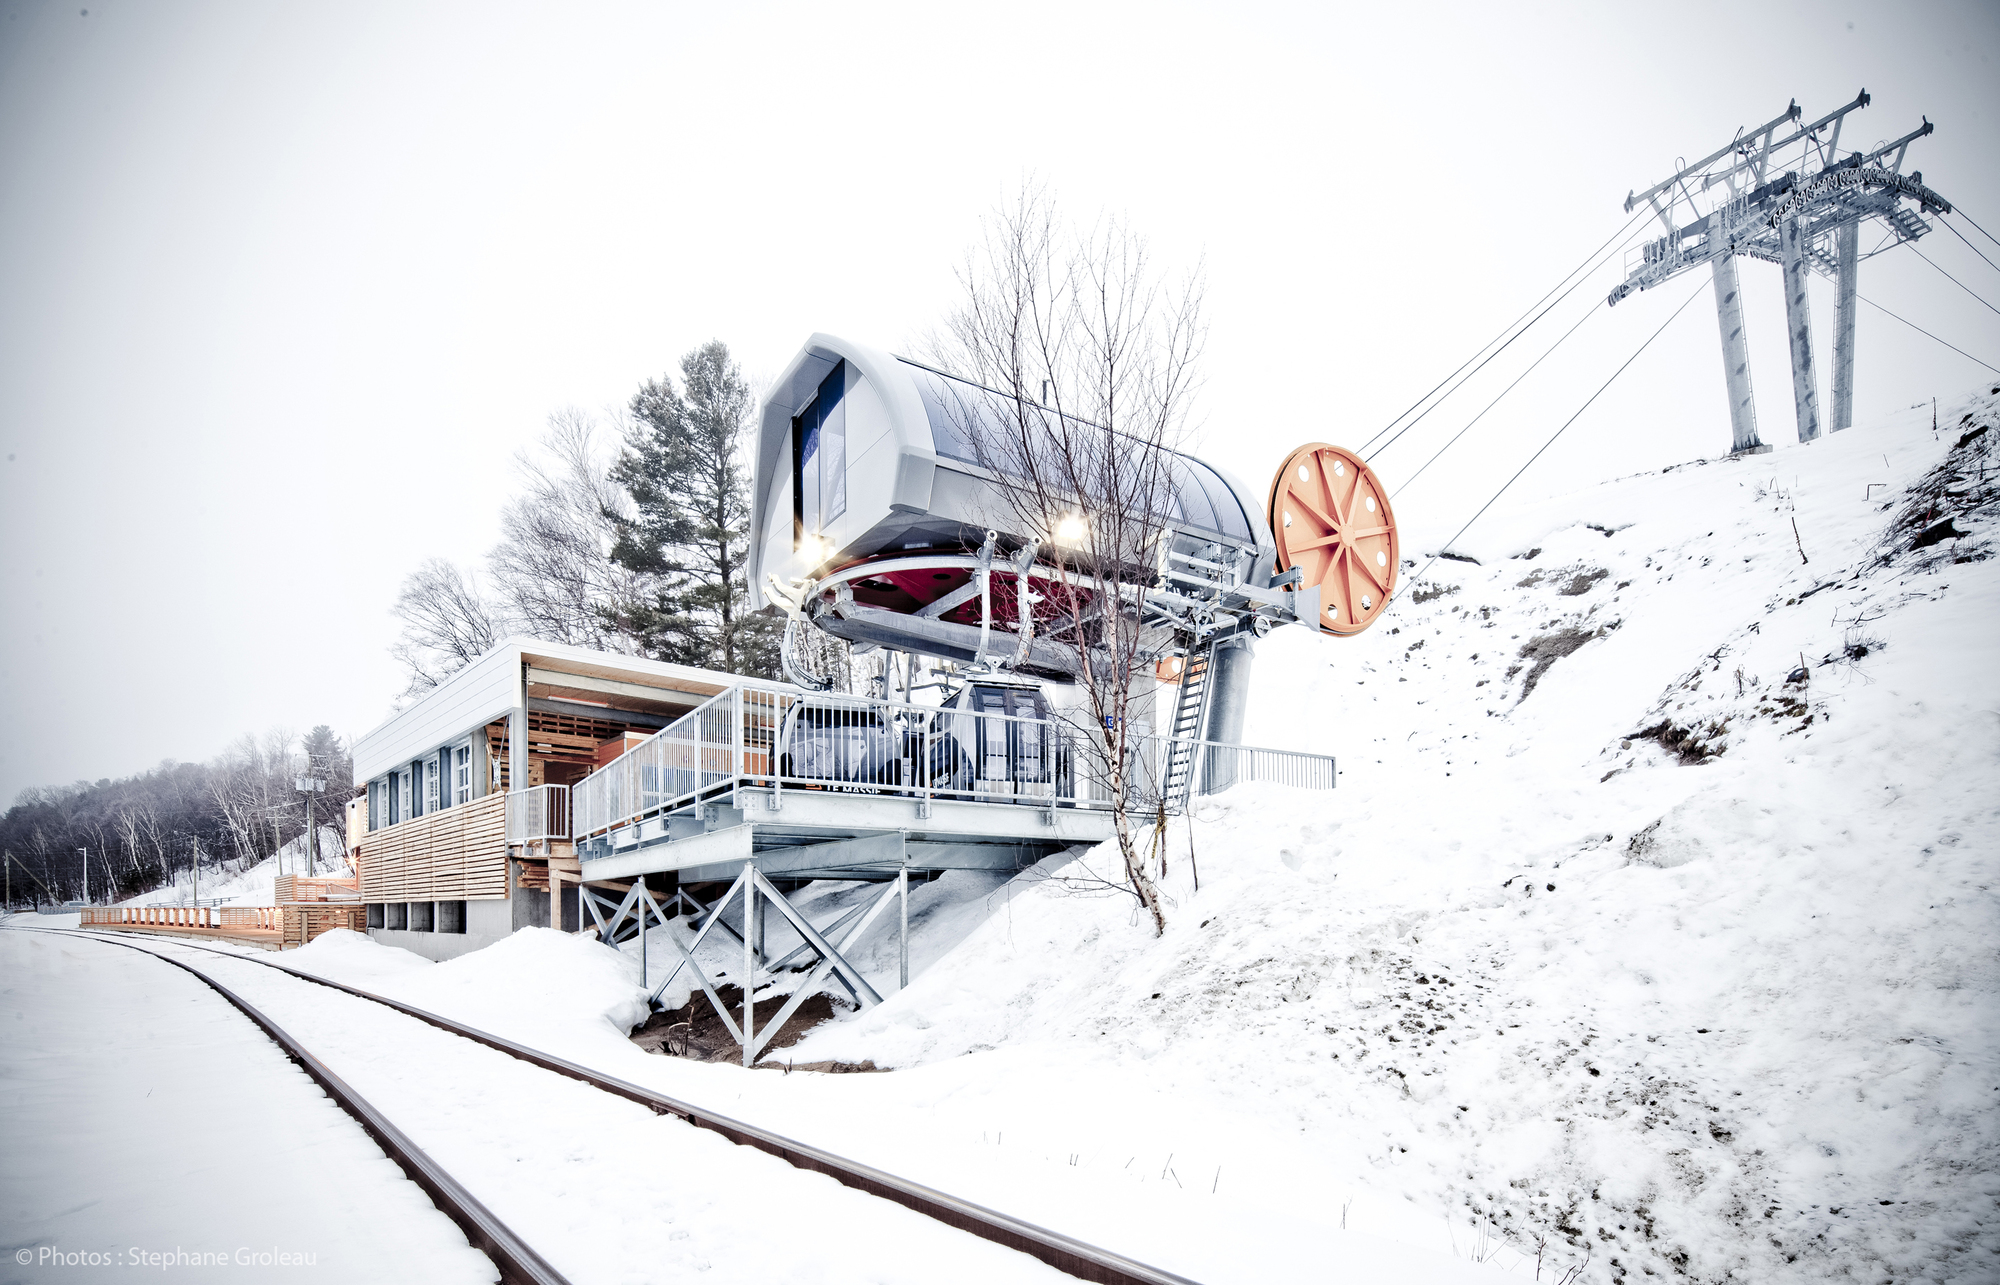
left=611, top=341, right=780, bottom=676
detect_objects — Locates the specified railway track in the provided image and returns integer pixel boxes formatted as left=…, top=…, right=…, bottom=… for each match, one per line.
left=9, top=925, right=1200, bottom=1285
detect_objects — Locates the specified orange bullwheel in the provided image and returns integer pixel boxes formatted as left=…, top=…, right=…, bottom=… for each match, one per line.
left=1267, top=443, right=1399, bottom=636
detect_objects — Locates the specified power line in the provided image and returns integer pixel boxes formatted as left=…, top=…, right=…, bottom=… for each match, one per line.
left=1393, top=279, right=1708, bottom=604
left=1394, top=299, right=1606, bottom=498
left=1857, top=294, right=2000, bottom=374
left=1940, top=216, right=2000, bottom=277
left=1907, top=243, right=2000, bottom=318
left=1359, top=206, right=1650, bottom=458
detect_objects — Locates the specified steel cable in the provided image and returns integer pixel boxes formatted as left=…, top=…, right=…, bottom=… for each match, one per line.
left=1952, top=207, right=2000, bottom=252
left=1857, top=295, right=2000, bottom=374
left=1359, top=206, right=1651, bottom=458
left=1391, top=279, right=1708, bottom=606
left=1393, top=299, right=1606, bottom=499
left=1939, top=216, right=2000, bottom=277
left=1907, top=243, right=2000, bottom=318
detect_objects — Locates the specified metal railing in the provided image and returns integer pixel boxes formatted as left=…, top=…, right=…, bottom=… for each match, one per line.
left=505, top=783, right=571, bottom=845
left=571, top=681, right=1335, bottom=844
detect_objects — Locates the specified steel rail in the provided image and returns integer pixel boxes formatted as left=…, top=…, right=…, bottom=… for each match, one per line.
left=7, top=926, right=568, bottom=1285
left=29, top=925, right=1204, bottom=1285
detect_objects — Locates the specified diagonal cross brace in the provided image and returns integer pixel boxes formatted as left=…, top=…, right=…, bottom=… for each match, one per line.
left=646, top=866, right=754, bottom=1014
left=743, top=876, right=904, bottom=1063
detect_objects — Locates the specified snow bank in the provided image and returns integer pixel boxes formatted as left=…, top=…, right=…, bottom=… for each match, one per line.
left=288, top=926, right=650, bottom=1054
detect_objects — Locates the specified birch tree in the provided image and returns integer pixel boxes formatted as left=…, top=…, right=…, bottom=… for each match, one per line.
left=934, top=186, right=1205, bottom=936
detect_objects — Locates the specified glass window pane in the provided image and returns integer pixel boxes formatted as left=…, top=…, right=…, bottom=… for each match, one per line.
left=1191, top=462, right=1251, bottom=538
left=1171, top=458, right=1216, bottom=530
left=905, top=364, right=978, bottom=463
left=798, top=398, right=822, bottom=535
left=821, top=364, right=846, bottom=524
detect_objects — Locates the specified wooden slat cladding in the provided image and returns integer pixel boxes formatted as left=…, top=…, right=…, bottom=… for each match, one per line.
left=358, top=792, right=508, bottom=903
left=275, top=875, right=360, bottom=903
left=283, top=904, right=367, bottom=947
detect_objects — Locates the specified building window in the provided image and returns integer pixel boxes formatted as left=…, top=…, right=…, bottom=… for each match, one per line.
left=385, top=902, right=407, bottom=930
left=794, top=361, right=847, bottom=546
left=397, top=767, right=413, bottom=822
left=437, top=900, right=466, bottom=934
left=409, top=901, right=434, bottom=933
left=425, top=754, right=441, bottom=813
left=366, top=903, right=385, bottom=929
left=453, top=742, right=472, bottom=805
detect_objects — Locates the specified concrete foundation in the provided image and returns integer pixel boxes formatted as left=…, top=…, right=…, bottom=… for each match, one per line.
left=367, top=895, right=514, bottom=962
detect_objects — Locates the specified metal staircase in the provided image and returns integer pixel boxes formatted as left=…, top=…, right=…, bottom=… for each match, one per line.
left=1159, top=642, right=1214, bottom=805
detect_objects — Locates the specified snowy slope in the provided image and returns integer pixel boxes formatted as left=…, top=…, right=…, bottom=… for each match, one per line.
left=119, top=827, right=349, bottom=908
left=771, top=386, right=2000, bottom=1283
left=271, top=387, right=1997, bottom=1284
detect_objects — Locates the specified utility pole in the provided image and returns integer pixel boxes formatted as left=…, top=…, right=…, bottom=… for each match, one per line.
left=297, top=762, right=328, bottom=877
left=191, top=836, right=199, bottom=908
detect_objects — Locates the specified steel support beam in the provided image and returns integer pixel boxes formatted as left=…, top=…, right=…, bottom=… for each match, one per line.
left=1832, top=220, right=1858, bottom=431
left=1779, top=217, right=1822, bottom=443
left=1711, top=252, right=1766, bottom=454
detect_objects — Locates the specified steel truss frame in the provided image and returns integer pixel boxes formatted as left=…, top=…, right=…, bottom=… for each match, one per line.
left=580, top=865, right=911, bottom=1067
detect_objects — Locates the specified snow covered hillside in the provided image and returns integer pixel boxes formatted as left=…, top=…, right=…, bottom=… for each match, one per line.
left=771, top=386, right=2000, bottom=1283
left=117, top=827, right=348, bottom=908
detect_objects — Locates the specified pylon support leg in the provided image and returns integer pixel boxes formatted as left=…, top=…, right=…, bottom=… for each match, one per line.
left=1832, top=221, right=1858, bottom=432
left=1780, top=216, right=1823, bottom=443
left=1712, top=252, right=1766, bottom=454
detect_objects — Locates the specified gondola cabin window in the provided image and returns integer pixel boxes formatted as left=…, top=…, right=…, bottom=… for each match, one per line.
left=794, top=360, right=847, bottom=547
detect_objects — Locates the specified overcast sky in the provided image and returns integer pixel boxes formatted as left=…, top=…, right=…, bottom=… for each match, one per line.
left=2, top=0, right=1995, bottom=804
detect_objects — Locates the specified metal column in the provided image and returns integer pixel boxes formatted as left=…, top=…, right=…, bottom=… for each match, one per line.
left=1202, top=635, right=1257, bottom=793
left=898, top=866, right=909, bottom=990
left=1711, top=252, right=1765, bottom=454
left=1779, top=216, right=1822, bottom=443
left=742, top=872, right=756, bottom=1068
left=1832, top=221, right=1859, bottom=432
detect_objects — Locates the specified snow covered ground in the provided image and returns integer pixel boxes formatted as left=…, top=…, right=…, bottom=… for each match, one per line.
left=0, top=929, right=493, bottom=1284
left=767, top=386, right=2000, bottom=1282
left=117, top=828, right=349, bottom=908
left=17, top=388, right=1994, bottom=1283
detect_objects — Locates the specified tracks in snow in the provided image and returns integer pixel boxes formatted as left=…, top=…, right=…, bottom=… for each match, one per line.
left=9, top=927, right=1196, bottom=1285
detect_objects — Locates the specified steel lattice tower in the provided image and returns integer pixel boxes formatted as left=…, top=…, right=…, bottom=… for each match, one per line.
left=1612, top=91, right=1953, bottom=453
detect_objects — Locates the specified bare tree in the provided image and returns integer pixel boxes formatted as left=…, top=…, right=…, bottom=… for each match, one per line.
left=489, top=409, right=645, bottom=652
left=935, top=185, right=1206, bottom=936
left=389, top=558, right=507, bottom=701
